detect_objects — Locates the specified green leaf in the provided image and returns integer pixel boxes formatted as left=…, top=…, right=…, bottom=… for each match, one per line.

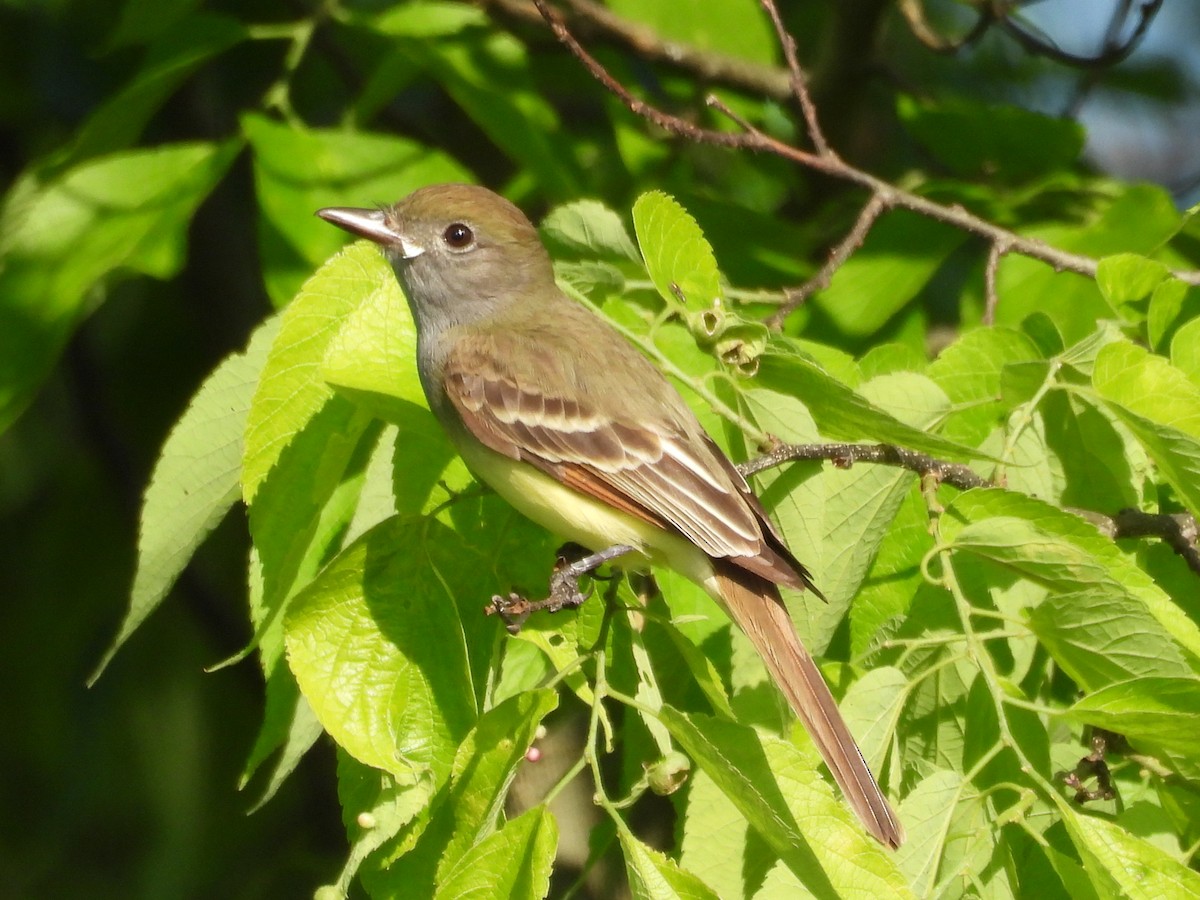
left=1041, top=392, right=1143, bottom=512
left=1067, top=676, right=1200, bottom=758
left=606, top=0, right=775, bottom=63
left=345, top=426, right=402, bottom=545
left=385, top=409, right=463, bottom=517
left=1022, top=311, right=1066, bottom=356
left=642, top=599, right=736, bottom=720
left=407, top=32, right=583, bottom=200
left=330, top=753, right=437, bottom=897
left=320, top=249, right=425, bottom=413
left=1092, top=339, right=1200, bottom=513
left=840, top=667, right=908, bottom=775
left=1172, top=316, right=1200, bottom=387
left=1056, top=321, right=1127, bottom=377
left=850, top=486, right=931, bottom=654
left=1056, top=798, right=1200, bottom=900
left=859, top=342, right=928, bottom=379
left=996, top=185, right=1180, bottom=343
left=757, top=343, right=990, bottom=460
left=239, top=663, right=323, bottom=810
left=745, top=374, right=937, bottom=651
left=89, top=313, right=279, bottom=682
left=659, top=708, right=913, bottom=896
left=897, top=96, right=1084, bottom=181
left=1094, top=340, right=1200, bottom=437
left=437, top=690, right=559, bottom=879
left=677, top=769, right=761, bottom=896
left=1148, top=280, right=1200, bottom=351
left=368, top=0, right=487, bottom=37
left=1096, top=253, right=1169, bottom=310
left=893, top=769, right=985, bottom=899
left=434, top=807, right=557, bottom=899
left=284, top=515, right=479, bottom=782
left=369, top=689, right=559, bottom=894
left=238, top=243, right=384, bottom=633
left=243, top=113, right=471, bottom=305
left=942, top=489, right=1200, bottom=686
left=0, top=140, right=238, bottom=435
left=816, top=210, right=965, bottom=336
left=633, top=191, right=724, bottom=317
left=553, top=260, right=627, bottom=298
left=541, top=199, right=640, bottom=262
left=1030, top=590, right=1193, bottom=689
left=491, top=640, right=552, bottom=706
left=927, top=327, right=1043, bottom=445
left=243, top=241, right=388, bottom=501
left=617, top=816, right=719, bottom=900
left=999, top=408, right=1060, bottom=501
left=245, top=391, right=375, bottom=652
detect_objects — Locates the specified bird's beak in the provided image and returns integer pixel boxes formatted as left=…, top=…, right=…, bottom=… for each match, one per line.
left=316, top=207, right=425, bottom=259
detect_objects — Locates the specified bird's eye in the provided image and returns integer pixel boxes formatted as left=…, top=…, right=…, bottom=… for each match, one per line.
left=443, top=223, right=474, bottom=249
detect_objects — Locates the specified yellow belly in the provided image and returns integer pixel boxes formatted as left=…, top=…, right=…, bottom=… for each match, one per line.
left=458, top=436, right=716, bottom=588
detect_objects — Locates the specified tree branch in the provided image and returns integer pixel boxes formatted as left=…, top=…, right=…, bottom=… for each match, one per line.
left=897, top=0, right=994, bottom=54
left=766, top=192, right=889, bottom=329
left=736, top=442, right=988, bottom=490
left=737, top=443, right=1200, bottom=576
left=528, top=0, right=1200, bottom=329
left=759, top=0, right=829, bottom=153
left=998, top=0, right=1162, bottom=69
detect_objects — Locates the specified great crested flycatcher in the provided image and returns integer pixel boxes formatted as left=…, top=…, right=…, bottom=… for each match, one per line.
left=318, top=184, right=904, bottom=848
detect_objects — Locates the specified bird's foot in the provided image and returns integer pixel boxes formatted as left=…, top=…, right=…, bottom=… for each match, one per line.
left=485, top=542, right=633, bottom=634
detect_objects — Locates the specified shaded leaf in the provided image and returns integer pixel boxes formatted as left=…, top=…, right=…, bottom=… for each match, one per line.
left=91, top=314, right=279, bottom=680
left=244, top=114, right=471, bottom=305
left=0, top=141, right=238, bottom=434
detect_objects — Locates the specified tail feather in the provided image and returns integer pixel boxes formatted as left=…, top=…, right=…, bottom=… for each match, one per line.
left=713, top=562, right=904, bottom=848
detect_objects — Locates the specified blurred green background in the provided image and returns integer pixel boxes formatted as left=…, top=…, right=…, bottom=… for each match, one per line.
left=1, top=0, right=1198, bottom=895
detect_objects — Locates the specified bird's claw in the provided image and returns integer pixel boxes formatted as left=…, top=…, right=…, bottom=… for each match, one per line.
left=485, top=545, right=597, bottom=634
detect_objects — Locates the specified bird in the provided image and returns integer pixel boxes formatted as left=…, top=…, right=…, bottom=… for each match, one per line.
left=317, top=183, right=903, bottom=848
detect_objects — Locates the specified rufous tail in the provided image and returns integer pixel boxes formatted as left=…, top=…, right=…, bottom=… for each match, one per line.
left=713, top=562, right=904, bottom=848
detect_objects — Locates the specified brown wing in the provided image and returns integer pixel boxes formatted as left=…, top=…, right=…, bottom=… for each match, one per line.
left=442, top=330, right=816, bottom=591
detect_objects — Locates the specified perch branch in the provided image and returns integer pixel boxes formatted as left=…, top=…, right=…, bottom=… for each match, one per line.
left=737, top=443, right=1200, bottom=576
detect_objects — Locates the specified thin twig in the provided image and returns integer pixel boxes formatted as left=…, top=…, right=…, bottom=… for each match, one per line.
left=898, top=0, right=994, bottom=54
left=766, top=193, right=889, bottom=329
left=1109, top=508, right=1200, bottom=574
left=758, top=0, right=829, bottom=154
left=736, top=441, right=989, bottom=490
left=1000, top=0, right=1162, bottom=69
left=982, top=239, right=1011, bottom=326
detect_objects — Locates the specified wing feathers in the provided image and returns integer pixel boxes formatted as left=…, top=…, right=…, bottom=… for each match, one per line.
left=443, top=334, right=805, bottom=583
